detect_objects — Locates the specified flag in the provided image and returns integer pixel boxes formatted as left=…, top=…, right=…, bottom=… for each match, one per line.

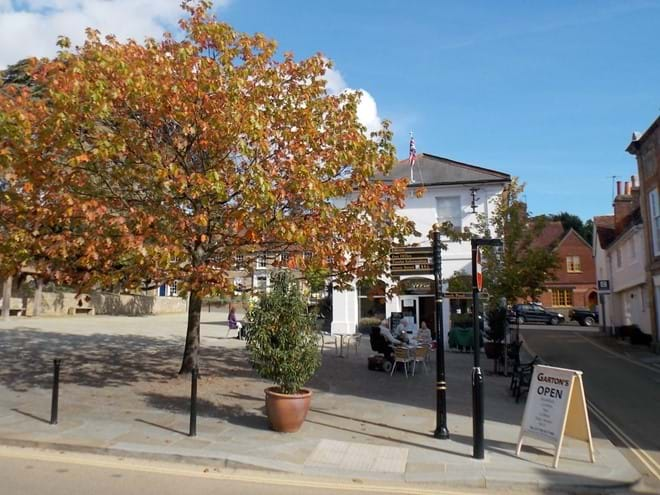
left=409, top=133, right=416, bottom=168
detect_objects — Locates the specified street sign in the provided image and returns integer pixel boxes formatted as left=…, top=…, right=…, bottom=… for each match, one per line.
left=516, top=365, right=595, bottom=468
left=597, top=280, right=611, bottom=293
left=390, top=246, right=433, bottom=276
left=476, top=247, right=483, bottom=291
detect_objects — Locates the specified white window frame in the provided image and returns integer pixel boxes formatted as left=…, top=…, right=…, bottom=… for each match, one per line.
left=435, top=196, right=462, bottom=232
left=566, top=255, right=581, bottom=273
left=650, top=188, right=660, bottom=257
left=256, top=255, right=267, bottom=269
left=169, top=281, right=178, bottom=297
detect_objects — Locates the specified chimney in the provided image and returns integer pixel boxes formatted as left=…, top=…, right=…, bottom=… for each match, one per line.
left=631, top=175, right=641, bottom=208
left=613, top=180, right=634, bottom=234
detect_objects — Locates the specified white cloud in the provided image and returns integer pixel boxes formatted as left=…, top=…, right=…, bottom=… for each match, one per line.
left=0, top=0, right=228, bottom=68
left=324, top=66, right=382, bottom=135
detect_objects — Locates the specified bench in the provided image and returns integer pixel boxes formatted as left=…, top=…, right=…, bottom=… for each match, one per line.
left=67, top=307, right=95, bottom=315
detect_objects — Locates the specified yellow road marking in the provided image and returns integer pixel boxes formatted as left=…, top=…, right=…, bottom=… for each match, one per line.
left=587, top=400, right=660, bottom=480
left=0, top=445, right=469, bottom=495
left=574, top=332, right=660, bottom=374
left=521, top=331, right=660, bottom=481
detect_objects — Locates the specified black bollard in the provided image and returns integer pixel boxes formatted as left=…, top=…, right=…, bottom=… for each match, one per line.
left=50, top=359, right=61, bottom=425
left=189, top=367, right=198, bottom=437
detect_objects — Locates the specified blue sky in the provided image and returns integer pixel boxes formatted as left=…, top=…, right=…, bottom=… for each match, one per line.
left=2, top=0, right=659, bottom=220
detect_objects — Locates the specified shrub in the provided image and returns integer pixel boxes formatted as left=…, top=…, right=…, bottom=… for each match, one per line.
left=246, top=272, right=321, bottom=394
left=451, top=313, right=473, bottom=329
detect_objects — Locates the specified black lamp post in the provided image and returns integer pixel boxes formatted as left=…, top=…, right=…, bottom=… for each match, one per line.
left=471, top=237, right=502, bottom=459
left=432, top=224, right=450, bottom=439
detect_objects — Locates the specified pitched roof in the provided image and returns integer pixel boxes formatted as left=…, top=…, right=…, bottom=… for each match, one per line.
left=377, top=152, right=511, bottom=186
left=531, top=221, right=565, bottom=249
left=594, top=215, right=615, bottom=229
left=594, top=215, right=616, bottom=249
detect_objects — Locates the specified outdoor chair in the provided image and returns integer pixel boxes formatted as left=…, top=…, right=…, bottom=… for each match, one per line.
left=318, top=331, right=338, bottom=355
left=411, top=345, right=429, bottom=376
left=510, top=355, right=541, bottom=403
left=390, top=346, right=413, bottom=377
left=370, top=327, right=394, bottom=360
left=346, top=333, right=362, bottom=356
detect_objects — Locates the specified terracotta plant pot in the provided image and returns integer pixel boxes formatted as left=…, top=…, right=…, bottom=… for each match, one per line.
left=264, top=386, right=312, bottom=433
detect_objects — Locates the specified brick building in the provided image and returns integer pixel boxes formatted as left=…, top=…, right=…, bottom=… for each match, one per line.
left=626, top=115, right=660, bottom=351
left=534, top=222, right=597, bottom=316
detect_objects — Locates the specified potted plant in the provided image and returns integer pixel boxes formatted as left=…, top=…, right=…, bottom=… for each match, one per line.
left=484, top=306, right=507, bottom=360
left=246, top=272, right=321, bottom=432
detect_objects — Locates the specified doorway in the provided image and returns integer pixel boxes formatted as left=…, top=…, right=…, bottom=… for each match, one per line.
left=399, top=295, right=436, bottom=335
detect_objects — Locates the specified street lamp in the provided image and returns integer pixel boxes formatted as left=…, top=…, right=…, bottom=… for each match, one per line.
left=471, top=237, right=502, bottom=459
left=432, top=223, right=450, bottom=439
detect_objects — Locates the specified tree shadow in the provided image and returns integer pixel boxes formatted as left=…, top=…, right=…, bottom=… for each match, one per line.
left=141, top=392, right=267, bottom=430
left=0, top=328, right=255, bottom=391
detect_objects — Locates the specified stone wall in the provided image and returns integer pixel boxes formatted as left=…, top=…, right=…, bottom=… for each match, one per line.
left=22, top=291, right=186, bottom=316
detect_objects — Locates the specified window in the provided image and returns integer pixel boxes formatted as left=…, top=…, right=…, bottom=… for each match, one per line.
left=551, top=289, right=573, bottom=306
left=357, top=280, right=386, bottom=320
left=566, top=256, right=581, bottom=273
left=616, top=248, right=622, bottom=269
left=168, top=281, right=178, bottom=297
left=436, top=196, right=462, bottom=231
left=234, top=255, right=244, bottom=269
left=304, top=251, right=312, bottom=261
left=280, top=251, right=289, bottom=263
left=257, top=255, right=267, bottom=269
left=630, top=237, right=636, bottom=261
left=649, top=188, right=660, bottom=256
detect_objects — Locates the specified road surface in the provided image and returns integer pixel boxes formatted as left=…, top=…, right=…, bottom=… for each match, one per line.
left=520, top=324, right=660, bottom=493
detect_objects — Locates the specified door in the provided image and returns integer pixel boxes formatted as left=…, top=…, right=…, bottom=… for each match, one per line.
left=400, top=296, right=418, bottom=328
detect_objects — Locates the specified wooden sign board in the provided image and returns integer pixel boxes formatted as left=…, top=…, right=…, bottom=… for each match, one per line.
left=390, top=246, right=433, bottom=276
left=516, top=365, right=595, bottom=468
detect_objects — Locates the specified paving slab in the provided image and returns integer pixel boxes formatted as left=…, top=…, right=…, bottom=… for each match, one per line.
left=0, top=313, right=642, bottom=492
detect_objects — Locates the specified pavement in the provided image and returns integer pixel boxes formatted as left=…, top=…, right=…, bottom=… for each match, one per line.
left=0, top=312, right=643, bottom=493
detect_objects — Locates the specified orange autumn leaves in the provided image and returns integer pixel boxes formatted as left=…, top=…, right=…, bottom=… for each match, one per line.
left=0, top=1, right=415, bottom=295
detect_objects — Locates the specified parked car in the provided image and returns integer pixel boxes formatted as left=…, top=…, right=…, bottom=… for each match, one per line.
left=569, top=308, right=599, bottom=327
left=508, top=304, right=565, bottom=325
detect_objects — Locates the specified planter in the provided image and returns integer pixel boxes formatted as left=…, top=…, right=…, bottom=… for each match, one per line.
left=264, top=387, right=312, bottom=432
left=484, top=342, right=504, bottom=360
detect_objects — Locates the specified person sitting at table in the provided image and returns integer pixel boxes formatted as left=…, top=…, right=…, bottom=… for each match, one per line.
left=418, top=321, right=432, bottom=345
left=394, top=319, right=411, bottom=343
left=228, top=306, right=243, bottom=338
left=379, top=319, right=403, bottom=346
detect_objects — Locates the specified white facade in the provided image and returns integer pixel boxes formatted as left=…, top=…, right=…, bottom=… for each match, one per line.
left=331, top=154, right=509, bottom=337
left=594, top=221, right=652, bottom=335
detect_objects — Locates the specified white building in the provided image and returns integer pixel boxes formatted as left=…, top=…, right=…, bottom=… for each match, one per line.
left=593, top=179, right=652, bottom=335
left=331, top=153, right=511, bottom=337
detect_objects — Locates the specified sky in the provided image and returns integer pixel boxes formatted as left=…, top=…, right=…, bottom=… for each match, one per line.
left=1, top=0, right=659, bottom=221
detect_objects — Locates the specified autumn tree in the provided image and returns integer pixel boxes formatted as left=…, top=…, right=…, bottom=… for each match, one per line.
left=0, top=1, right=415, bottom=373
left=478, top=178, right=559, bottom=306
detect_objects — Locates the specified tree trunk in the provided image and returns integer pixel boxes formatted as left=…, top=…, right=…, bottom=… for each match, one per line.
left=179, top=289, right=202, bottom=374
left=34, top=278, right=43, bottom=317
left=2, top=277, right=12, bottom=321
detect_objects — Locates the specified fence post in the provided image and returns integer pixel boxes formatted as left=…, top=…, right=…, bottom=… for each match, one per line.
left=50, top=359, right=61, bottom=425
left=189, top=367, right=198, bottom=437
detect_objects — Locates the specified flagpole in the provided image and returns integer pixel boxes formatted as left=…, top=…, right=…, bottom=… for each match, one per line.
left=409, top=131, right=416, bottom=184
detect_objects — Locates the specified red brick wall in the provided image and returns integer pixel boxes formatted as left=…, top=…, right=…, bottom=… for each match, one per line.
left=542, top=230, right=597, bottom=311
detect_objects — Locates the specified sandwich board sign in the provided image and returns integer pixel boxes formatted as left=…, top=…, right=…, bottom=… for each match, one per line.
left=516, top=365, right=595, bottom=468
